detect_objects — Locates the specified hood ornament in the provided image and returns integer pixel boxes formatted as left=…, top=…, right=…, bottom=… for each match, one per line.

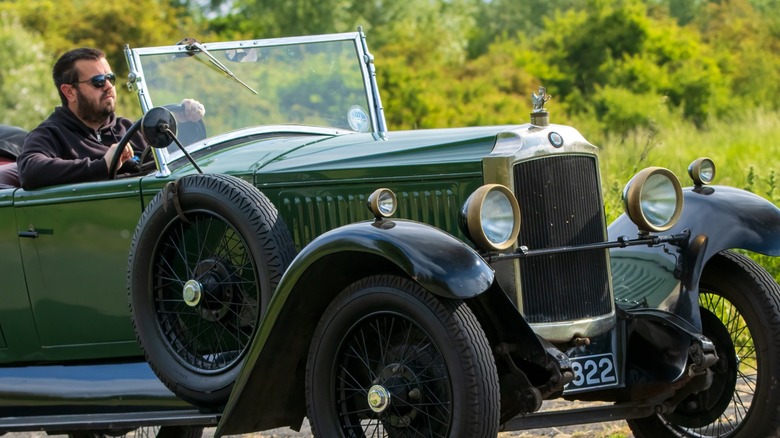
left=531, top=86, right=550, bottom=126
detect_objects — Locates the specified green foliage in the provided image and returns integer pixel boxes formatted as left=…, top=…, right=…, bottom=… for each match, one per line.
left=379, top=36, right=536, bottom=130
left=519, top=0, right=730, bottom=130
left=219, top=0, right=352, bottom=38
left=468, top=0, right=581, bottom=57
left=1, top=0, right=779, bottom=279
left=693, top=0, right=780, bottom=112
left=5, top=0, right=779, bottom=136
left=590, top=87, right=667, bottom=138
left=0, top=0, right=204, bottom=70
left=597, top=107, right=780, bottom=281
left=600, top=107, right=780, bottom=219
left=0, top=12, right=57, bottom=129
left=0, top=0, right=209, bottom=119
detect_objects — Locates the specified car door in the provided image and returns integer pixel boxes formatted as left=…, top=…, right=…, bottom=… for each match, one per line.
left=0, top=187, right=39, bottom=363
left=12, top=179, right=146, bottom=362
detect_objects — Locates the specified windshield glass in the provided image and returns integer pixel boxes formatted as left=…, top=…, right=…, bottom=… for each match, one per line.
left=130, top=35, right=375, bottom=141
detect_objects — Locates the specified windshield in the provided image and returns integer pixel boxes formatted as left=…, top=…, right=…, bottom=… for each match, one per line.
left=126, top=33, right=377, bottom=143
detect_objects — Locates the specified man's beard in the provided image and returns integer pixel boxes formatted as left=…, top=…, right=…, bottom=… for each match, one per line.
left=76, top=88, right=114, bottom=125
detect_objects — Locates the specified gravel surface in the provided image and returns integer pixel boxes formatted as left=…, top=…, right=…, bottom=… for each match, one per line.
left=7, top=424, right=632, bottom=438
left=6, top=400, right=634, bottom=438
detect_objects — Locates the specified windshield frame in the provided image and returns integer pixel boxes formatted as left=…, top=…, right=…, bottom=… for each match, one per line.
left=124, top=30, right=386, bottom=177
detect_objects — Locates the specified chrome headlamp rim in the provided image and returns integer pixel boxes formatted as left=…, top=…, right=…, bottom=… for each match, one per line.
left=688, top=157, right=716, bottom=186
left=367, top=188, right=397, bottom=219
left=622, top=167, right=683, bottom=233
left=460, top=184, right=521, bottom=251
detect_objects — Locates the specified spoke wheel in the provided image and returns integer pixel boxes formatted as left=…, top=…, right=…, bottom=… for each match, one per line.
left=154, top=210, right=258, bottom=373
left=67, top=425, right=203, bottom=438
left=129, top=174, right=295, bottom=406
left=628, top=250, right=780, bottom=438
left=337, top=313, right=452, bottom=435
left=306, top=275, right=499, bottom=437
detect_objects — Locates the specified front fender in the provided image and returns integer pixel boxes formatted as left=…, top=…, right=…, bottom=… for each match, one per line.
left=281, top=218, right=495, bottom=299
left=216, top=219, right=494, bottom=435
left=613, top=185, right=780, bottom=257
left=609, top=185, right=780, bottom=325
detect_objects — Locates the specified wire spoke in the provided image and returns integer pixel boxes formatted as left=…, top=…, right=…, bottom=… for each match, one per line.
left=149, top=211, right=259, bottom=371
left=333, top=309, right=452, bottom=436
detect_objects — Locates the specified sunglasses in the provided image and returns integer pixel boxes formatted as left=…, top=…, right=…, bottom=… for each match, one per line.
left=73, top=73, right=117, bottom=88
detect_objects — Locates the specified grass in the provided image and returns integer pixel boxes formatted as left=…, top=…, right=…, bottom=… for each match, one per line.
left=596, top=108, right=780, bottom=282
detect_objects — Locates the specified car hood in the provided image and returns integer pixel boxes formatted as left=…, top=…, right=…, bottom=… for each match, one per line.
left=174, top=125, right=518, bottom=184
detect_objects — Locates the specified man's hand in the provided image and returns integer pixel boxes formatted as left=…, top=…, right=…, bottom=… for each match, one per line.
left=105, top=143, right=133, bottom=173
left=181, top=98, right=206, bottom=122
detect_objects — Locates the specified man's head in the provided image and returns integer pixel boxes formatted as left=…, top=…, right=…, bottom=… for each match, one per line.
left=53, top=48, right=117, bottom=127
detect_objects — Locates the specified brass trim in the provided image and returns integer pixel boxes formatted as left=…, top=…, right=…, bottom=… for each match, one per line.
left=687, top=157, right=716, bottom=186
left=482, top=124, right=607, bottom=316
left=623, top=167, right=683, bottom=233
left=463, top=184, right=520, bottom=251
left=367, top=188, right=397, bottom=218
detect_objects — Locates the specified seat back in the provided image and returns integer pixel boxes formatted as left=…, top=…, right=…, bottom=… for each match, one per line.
left=0, top=125, right=27, bottom=162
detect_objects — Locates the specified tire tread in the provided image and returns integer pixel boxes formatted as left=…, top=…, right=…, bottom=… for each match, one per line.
left=306, top=274, right=500, bottom=437
left=127, top=173, right=295, bottom=407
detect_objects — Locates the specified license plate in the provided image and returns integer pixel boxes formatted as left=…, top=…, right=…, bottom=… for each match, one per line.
left=563, top=353, right=619, bottom=393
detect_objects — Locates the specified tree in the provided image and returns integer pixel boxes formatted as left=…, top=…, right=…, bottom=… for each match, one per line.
left=0, top=0, right=208, bottom=118
left=518, top=0, right=728, bottom=129
left=693, top=0, right=780, bottom=111
left=0, top=12, right=58, bottom=129
left=208, top=0, right=354, bottom=39
left=469, top=0, right=580, bottom=57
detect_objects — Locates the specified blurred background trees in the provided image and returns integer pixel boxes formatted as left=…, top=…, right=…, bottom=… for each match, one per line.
left=0, top=13, right=55, bottom=128
left=2, top=0, right=779, bottom=275
left=2, top=0, right=779, bottom=134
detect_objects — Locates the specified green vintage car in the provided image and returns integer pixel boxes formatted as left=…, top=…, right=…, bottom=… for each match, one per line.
left=2, top=29, right=780, bottom=438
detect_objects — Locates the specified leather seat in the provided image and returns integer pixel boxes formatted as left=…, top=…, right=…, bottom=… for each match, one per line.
left=0, top=125, right=28, bottom=189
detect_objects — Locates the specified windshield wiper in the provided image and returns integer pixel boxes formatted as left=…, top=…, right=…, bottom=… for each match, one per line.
left=178, top=37, right=258, bottom=95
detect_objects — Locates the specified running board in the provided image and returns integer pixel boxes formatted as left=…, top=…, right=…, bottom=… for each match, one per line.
left=0, top=409, right=219, bottom=433
left=502, top=403, right=657, bottom=431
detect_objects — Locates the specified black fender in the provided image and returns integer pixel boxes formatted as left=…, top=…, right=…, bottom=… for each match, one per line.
left=609, top=185, right=780, bottom=328
left=216, top=219, right=494, bottom=435
left=278, top=218, right=496, bottom=299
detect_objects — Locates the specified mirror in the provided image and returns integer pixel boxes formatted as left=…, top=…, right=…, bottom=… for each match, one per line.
left=141, top=107, right=178, bottom=149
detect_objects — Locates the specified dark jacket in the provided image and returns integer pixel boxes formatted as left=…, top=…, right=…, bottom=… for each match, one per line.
left=18, top=106, right=145, bottom=190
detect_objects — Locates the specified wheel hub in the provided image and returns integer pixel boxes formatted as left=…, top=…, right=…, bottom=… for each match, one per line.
left=368, top=362, right=424, bottom=427
left=182, top=280, right=202, bottom=307
left=190, top=258, right=235, bottom=322
left=367, top=384, right=391, bottom=413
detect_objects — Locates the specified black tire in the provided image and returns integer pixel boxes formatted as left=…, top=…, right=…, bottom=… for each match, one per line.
left=128, top=174, right=295, bottom=407
left=151, top=425, right=204, bottom=438
left=628, top=250, right=780, bottom=437
left=68, top=425, right=203, bottom=438
left=305, top=275, right=500, bottom=437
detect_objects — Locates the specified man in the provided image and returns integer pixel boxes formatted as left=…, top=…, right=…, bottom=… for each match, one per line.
left=18, top=47, right=204, bottom=190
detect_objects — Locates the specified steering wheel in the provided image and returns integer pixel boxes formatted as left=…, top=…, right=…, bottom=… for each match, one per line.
left=108, top=118, right=143, bottom=180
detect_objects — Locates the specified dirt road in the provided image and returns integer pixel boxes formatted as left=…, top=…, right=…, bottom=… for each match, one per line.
left=8, top=401, right=634, bottom=438
left=220, top=400, right=635, bottom=438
